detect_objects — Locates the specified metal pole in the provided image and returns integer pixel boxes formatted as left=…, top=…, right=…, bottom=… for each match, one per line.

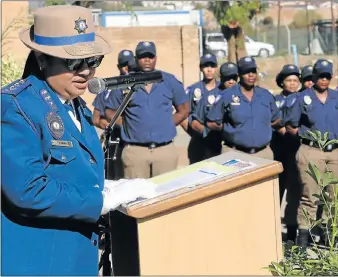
left=285, top=24, right=291, bottom=55
left=331, top=0, right=337, bottom=55
left=277, top=0, right=281, bottom=53
left=291, top=44, right=298, bottom=66
left=305, top=0, right=312, bottom=55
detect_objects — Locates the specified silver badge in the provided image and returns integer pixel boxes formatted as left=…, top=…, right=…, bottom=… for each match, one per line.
left=194, top=88, right=202, bottom=99
left=276, top=101, right=281, bottom=108
left=232, top=95, right=240, bottom=103
left=205, top=53, right=212, bottom=58
left=143, top=41, right=151, bottom=47
left=245, top=57, right=252, bottom=62
left=208, top=95, right=216, bottom=105
left=304, top=95, right=312, bottom=105
left=228, top=64, right=235, bottom=68
left=74, top=17, right=88, bottom=34
left=46, top=112, right=64, bottom=139
left=321, top=60, right=328, bottom=66
left=288, top=65, right=295, bottom=70
left=123, top=51, right=131, bottom=56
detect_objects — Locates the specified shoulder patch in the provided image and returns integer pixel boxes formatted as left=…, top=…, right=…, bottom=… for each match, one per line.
left=1, top=79, right=31, bottom=97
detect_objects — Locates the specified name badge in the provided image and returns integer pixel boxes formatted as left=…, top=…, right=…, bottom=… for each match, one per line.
left=231, top=102, right=240, bottom=106
left=51, top=140, right=73, bottom=148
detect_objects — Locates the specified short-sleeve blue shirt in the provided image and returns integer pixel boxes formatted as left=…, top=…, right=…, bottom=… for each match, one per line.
left=206, top=84, right=279, bottom=148
left=105, top=71, right=188, bottom=143
left=92, top=90, right=111, bottom=116
left=284, top=88, right=338, bottom=140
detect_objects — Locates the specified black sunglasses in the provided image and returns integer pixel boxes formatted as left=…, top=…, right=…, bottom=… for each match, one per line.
left=64, top=55, right=104, bottom=71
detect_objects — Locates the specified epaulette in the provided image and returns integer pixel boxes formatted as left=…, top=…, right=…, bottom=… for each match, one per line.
left=1, top=78, right=31, bottom=97
left=286, top=94, right=297, bottom=108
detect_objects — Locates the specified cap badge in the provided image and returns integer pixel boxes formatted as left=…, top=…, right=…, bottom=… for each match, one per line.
left=308, top=66, right=313, bottom=71
left=123, top=51, right=131, bottom=56
left=321, top=60, right=328, bottom=66
left=74, top=17, right=88, bottom=34
left=228, top=64, right=234, bottom=68
left=143, top=41, right=151, bottom=47
left=289, top=65, right=295, bottom=69
left=244, top=57, right=252, bottom=62
left=304, top=95, right=312, bottom=105
left=205, top=53, right=212, bottom=58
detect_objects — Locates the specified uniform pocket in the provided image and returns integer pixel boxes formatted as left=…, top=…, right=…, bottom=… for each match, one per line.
left=45, top=148, right=76, bottom=169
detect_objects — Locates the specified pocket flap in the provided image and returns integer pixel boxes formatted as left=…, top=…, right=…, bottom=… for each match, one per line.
left=50, top=148, right=76, bottom=164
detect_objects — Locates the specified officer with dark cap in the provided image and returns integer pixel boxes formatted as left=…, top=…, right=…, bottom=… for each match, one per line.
left=206, top=56, right=281, bottom=159
left=92, top=49, right=135, bottom=130
left=284, top=59, right=338, bottom=247
left=299, top=65, right=314, bottom=92
left=181, top=53, right=220, bottom=164
left=271, top=64, right=302, bottom=243
left=189, top=62, right=239, bottom=160
left=105, top=41, right=189, bottom=178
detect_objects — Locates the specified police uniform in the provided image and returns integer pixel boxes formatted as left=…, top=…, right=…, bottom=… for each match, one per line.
left=206, top=57, right=279, bottom=159
left=107, top=43, right=188, bottom=178
left=186, top=54, right=220, bottom=164
left=271, top=64, right=302, bottom=241
left=1, top=76, right=104, bottom=275
left=284, top=59, right=338, bottom=246
left=300, top=65, right=313, bottom=92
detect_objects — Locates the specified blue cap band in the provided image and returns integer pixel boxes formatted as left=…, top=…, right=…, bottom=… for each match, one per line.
left=34, top=32, right=95, bottom=46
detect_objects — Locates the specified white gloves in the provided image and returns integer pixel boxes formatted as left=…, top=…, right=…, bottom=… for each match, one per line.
left=100, top=178, right=157, bottom=215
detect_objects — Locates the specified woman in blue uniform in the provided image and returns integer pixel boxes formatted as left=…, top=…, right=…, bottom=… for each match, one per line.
left=271, top=64, right=301, bottom=243
left=206, top=56, right=281, bottom=159
left=1, top=6, right=152, bottom=275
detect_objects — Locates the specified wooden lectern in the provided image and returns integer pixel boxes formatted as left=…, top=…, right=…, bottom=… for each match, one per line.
left=109, top=151, right=283, bottom=275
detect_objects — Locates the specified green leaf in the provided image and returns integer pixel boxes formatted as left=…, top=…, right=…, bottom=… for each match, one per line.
left=307, top=162, right=322, bottom=185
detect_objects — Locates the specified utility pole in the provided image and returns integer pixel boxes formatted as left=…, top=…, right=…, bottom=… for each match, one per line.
left=305, top=0, right=311, bottom=54
left=277, top=0, right=281, bottom=53
left=330, top=0, right=337, bottom=55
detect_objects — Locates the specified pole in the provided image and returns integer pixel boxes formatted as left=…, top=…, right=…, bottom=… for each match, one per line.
left=331, top=0, right=337, bottom=55
left=277, top=0, right=281, bottom=53
left=285, top=24, right=291, bottom=55
left=305, top=0, right=312, bottom=55
left=291, top=44, right=298, bottom=66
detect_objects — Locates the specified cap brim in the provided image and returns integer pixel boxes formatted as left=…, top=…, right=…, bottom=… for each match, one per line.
left=136, top=50, right=156, bottom=57
left=19, top=26, right=112, bottom=59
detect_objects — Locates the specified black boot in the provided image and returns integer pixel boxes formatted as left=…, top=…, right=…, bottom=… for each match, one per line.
left=297, top=229, right=309, bottom=248
left=286, top=225, right=297, bottom=243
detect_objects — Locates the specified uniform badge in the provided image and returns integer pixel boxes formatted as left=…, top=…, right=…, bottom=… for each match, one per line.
left=40, top=89, right=57, bottom=110
left=205, top=53, right=212, bottom=58
left=245, top=57, right=252, bottom=62
left=46, top=112, right=64, bottom=139
left=143, top=41, right=151, bottom=47
left=321, top=60, right=328, bottom=66
left=304, top=95, right=312, bottom=105
left=208, top=95, right=216, bottom=105
left=123, top=51, right=131, bottom=56
left=74, top=17, right=88, bottom=34
left=228, top=64, right=234, bottom=68
left=276, top=101, right=281, bottom=109
left=308, top=66, right=313, bottom=71
left=231, top=95, right=240, bottom=105
left=288, top=65, right=295, bottom=70
left=194, top=88, right=202, bottom=100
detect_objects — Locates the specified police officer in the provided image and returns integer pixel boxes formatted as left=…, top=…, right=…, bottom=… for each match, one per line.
left=105, top=41, right=189, bottom=178
left=300, top=65, right=314, bottom=92
left=190, top=62, right=239, bottom=160
left=206, top=56, right=281, bottom=159
left=271, top=64, right=301, bottom=242
left=182, top=53, right=219, bottom=164
left=284, top=59, right=338, bottom=247
left=1, top=6, right=153, bottom=275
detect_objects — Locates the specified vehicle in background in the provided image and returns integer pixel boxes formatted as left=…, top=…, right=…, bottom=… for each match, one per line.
left=203, top=32, right=276, bottom=58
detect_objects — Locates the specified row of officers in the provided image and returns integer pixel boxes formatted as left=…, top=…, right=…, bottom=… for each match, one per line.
left=94, top=43, right=338, bottom=248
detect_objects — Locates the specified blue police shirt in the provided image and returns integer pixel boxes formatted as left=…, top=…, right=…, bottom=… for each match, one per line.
left=92, top=90, right=111, bottom=116
left=106, top=71, right=187, bottom=143
left=1, top=75, right=104, bottom=275
left=274, top=93, right=288, bottom=126
left=284, top=88, right=338, bottom=140
left=206, top=84, right=279, bottom=148
left=186, top=80, right=220, bottom=126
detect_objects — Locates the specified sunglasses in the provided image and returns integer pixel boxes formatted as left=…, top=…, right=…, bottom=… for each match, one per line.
left=64, top=55, right=104, bottom=71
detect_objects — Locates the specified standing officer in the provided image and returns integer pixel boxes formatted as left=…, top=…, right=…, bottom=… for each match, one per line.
left=284, top=59, right=338, bottom=247
left=105, top=41, right=189, bottom=178
left=92, top=49, right=135, bottom=130
left=190, top=62, right=239, bottom=160
left=1, top=6, right=153, bottom=275
left=206, top=56, right=281, bottom=159
left=181, top=53, right=219, bottom=164
left=271, top=64, right=301, bottom=242
left=300, top=65, right=314, bottom=92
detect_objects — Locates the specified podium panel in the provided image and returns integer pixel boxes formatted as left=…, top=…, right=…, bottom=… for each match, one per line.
left=111, top=151, right=283, bottom=275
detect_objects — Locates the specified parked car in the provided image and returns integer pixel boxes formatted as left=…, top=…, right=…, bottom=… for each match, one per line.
left=203, top=32, right=276, bottom=58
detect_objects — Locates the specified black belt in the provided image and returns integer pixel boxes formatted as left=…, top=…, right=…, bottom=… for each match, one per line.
left=225, top=143, right=267, bottom=154
left=127, top=141, right=172, bottom=149
left=301, top=139, right=338, bottom=152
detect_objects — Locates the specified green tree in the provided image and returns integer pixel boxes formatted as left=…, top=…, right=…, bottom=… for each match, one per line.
left=208, top=1, right=265, bottom=63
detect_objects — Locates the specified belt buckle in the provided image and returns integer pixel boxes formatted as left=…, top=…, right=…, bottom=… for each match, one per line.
left=149, top=142, right=156, bottom=149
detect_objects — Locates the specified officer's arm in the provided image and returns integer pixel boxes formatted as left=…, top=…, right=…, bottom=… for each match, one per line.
left=104, top=89, right=123, bottom=127
left=172, top=80, right=190, bottom=125
left=206, top=95, right=225, bottom=131
left=93, top=108, right=109, bottom=129
left=1, top=100, right=103, bottom=223
left=180, top=87, right=193, bottom=132
left=270, top=95, right=284, bottom=131
left=284, top=95, right=301, bottom=136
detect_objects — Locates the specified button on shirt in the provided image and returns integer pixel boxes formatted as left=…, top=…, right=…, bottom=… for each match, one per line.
left=206, top=84, right=279, bottom=148
left=284, top=88, right=338, bottom=140
left=106, top=71, right=188, bottom=144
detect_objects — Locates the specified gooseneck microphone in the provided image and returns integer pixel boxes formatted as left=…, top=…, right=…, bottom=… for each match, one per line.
left=88, top=70, right=163, bottom=94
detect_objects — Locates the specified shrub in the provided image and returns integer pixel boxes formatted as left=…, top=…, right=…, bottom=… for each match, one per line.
left=1, top=54, right=24, bottom=87
left=290, top=10, right=322, bottom=29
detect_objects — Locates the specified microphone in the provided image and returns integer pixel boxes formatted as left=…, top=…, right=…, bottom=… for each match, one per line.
left=88, top=70, right=163, bottom=94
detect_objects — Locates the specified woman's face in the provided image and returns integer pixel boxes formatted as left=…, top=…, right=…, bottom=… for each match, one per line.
left=39, top=54, right=101, bottom=100
left=283, top=75, right=300, bottom=93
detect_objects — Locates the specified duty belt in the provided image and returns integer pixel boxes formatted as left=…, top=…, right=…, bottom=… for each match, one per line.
left=301, top=139, right=338, bottom=152
left=225, top=143, right=267, bottom=154
left=127, top=141, right=172, bottom=149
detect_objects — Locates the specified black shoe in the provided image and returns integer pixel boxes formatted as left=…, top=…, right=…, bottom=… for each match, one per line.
left=286, top=225, right=297, bottom=243
left=297, top=229, right=309, bottom=248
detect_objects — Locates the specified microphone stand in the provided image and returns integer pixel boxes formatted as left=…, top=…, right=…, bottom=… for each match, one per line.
left=100, top=84, right=140, bottom=276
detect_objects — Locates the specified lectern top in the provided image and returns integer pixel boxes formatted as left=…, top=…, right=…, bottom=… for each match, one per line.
left=119, top=151, right=283, bottom=219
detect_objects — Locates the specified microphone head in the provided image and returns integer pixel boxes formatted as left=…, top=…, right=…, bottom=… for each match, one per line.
left=88, top=78, right=106, bottom=95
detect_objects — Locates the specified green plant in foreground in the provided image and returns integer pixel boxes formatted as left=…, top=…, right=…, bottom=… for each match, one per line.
left=266, top=130, right=338, bottom=276
left=1, top=54, right=24, bottom=87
